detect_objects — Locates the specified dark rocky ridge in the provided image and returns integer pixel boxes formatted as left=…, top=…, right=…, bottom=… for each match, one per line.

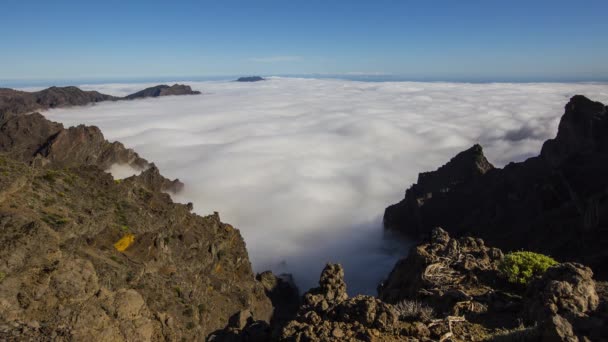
left=0, top=86, right=117, bottom=119
left=384, top=95, right=608, bottom=279
left=236, top=76, right=265, bottom=82
left=124, top=84, right=201, bottom=100
left=0, top=83, right=201, bottom=120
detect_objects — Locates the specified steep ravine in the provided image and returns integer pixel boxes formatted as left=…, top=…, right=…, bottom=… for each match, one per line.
left=0, top=87, right=606, bottom=341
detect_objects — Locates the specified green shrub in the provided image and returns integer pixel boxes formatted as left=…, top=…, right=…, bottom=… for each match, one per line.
left=41, top=212, right=70, bottom=227
left=499, top=251, right=558, bottom=285
left=42, top=170, right=61, bottom=184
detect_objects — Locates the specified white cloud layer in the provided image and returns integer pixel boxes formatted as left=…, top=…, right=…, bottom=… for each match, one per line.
left=43, top=78, right=608, bottom=294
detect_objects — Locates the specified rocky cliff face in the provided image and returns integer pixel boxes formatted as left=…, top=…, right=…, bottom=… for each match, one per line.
left=384, top=95, right=608, bottom=278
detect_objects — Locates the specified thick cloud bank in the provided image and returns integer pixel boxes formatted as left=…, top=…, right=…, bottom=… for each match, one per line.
left=44, top=78, right=608, bottom=294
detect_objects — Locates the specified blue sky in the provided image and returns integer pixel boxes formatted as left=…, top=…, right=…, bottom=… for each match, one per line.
left=2, top=0, right=608, bottom=82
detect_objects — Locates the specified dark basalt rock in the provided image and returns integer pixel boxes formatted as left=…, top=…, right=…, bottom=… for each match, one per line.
left=384, top=95, right=608, bottom=279
left=124, top=84, right=201, bottom=100
left=384, top=145, right=494, bottom=237
left=236, top=76, right=265, bottom=82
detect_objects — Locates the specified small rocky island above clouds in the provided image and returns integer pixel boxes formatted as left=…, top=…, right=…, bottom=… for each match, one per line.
left=236, top=76, right=266, bottom=82
left=0, top=86, right=607, bottom=341
left=124, top=84, right=201, bottom=99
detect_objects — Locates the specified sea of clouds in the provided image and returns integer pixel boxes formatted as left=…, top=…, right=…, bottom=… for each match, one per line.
left=42, top=77, right=608, bottom=294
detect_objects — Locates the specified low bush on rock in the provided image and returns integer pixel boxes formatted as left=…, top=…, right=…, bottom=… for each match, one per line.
left=393, top=300, right=434, bottom=322
left=499, top=251, right=557, bottom=285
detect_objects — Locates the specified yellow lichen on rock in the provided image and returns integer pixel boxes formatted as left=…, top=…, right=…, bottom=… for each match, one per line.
left=114, top=233, right=135, bottom=252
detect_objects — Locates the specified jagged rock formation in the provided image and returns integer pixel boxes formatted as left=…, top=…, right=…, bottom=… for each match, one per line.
left=378, top=228, right=506, bottom=316
left=379, top=228, right=608, bottom=341
left=384, top=95, right=608, bottom=278
left=0, top=133, right=272, bottom=341
left=0, top=86, right=117, bottom=118
left=124, top=84, right=201, bottom=100
left=278, top=261, right=526, bottom=342
left=280, top=264, right=405, bottom=341
left=236, top=76, right=265, bottom=82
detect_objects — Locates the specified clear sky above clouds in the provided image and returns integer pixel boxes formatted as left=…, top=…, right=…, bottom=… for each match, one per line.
left=2, top=0, right=608, bottom=81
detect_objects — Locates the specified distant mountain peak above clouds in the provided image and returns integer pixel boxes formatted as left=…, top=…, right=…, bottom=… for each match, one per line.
left=124, top=84, right=201, bottom=100
left=236, top=76, right=265, bottom=82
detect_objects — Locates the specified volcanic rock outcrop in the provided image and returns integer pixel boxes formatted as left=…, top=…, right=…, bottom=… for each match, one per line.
left=384, top=95, right=608, bottom=278
left=379, top=228, right=607, bottom=341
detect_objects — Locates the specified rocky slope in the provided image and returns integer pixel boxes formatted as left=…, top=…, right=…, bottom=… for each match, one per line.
left=0, top=93, right=273, bottom=340
left=0, top=155, right=272, bottom=340
left=384, top=95, right=608, bottom=278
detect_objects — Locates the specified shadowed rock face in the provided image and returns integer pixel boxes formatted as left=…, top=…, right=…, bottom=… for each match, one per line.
left=124, top=84, right=201, bottom=100
left=384, top=95, right=608, bottom=278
